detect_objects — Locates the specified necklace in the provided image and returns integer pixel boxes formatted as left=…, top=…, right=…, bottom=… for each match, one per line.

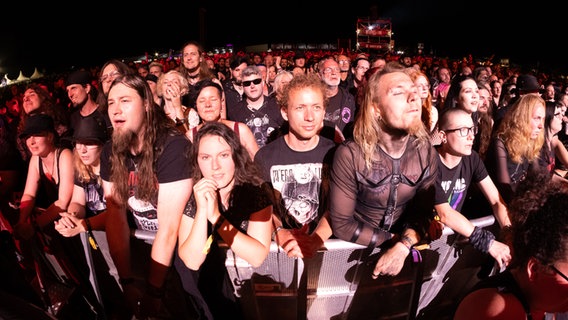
left=42, top=151, right=56, bottom=180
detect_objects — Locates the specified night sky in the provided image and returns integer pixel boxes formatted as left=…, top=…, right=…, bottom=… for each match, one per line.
left=0, top=1, right=564, bottom=78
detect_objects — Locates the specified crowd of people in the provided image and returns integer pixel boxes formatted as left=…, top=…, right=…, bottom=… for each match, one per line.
left=0, top=40, right=567, bottom=320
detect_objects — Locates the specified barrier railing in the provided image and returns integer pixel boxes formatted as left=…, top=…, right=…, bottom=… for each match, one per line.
left=122, top=215, right=497, bottom=320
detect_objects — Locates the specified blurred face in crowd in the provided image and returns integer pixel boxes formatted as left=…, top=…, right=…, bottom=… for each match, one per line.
left=196, top=85, right=223, bottom=123
left=319, top=59, right=341, bottom=87
left=530, top=103, right=545, bottom=140
left=477, top=87, right=491, bottom=114
left=242, top=73, right=264, bottom=101
left=22, top=88, right=43, bottom=115
left=352, top=59, right=370, bottom=82
left=99, top=64, right=121, bottom=95
left=182, top=43, right=202, bottom=72
left=458, top=79, right=479, bottom=114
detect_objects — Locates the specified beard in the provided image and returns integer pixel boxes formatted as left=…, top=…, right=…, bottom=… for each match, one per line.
left=406, top=117, right=426, bottom=136
left=380, top=115, right=425, bottom=137
left=112, top=128, right=138, bottom=154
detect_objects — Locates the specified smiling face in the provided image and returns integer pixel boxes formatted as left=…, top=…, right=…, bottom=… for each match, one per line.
left=196, top=85, right=223, bottom=122
left=458, top=79, right=479, bottom=113
left=25, top=133, right=54, bottom=157
left=282, top=86, right=325, bottom=143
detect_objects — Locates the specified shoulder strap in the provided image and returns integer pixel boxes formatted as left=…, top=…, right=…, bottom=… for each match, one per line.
left=382, top=158, right=400, bottom=231
left=233, top=121, right=240, bottom=137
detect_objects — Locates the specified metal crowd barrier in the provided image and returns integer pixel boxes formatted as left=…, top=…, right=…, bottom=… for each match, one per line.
left=224, top=215, right=497, bottom=320
left=86, top=215, right=497, bottom=320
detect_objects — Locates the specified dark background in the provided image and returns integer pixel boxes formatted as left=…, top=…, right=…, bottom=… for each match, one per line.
left=0, top=1, right=564, bottom=78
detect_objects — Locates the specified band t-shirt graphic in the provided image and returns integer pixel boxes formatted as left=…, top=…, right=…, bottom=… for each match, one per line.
left=100, top=135, right=192, bottom=233
left=271, top=163, right=322, bottom=225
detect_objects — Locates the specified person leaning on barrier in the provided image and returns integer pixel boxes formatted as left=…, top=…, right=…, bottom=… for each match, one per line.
left=329, top=62, right=438, bottom=278
left=254, top=73, right=337, bottom=259
left=454, top=170, right=568, bottom=319
left=434, top=108, right=512, bottom=269
left=177, top=122, right=273, bottom=320
left=101, top=74, right=193, bottom=319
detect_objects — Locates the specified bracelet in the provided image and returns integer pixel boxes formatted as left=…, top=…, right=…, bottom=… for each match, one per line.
left=119, top=277, right=135, bottom=286
left=400, top=235, right=413, bottom=250
left=272, top=226, right=284, bottom=238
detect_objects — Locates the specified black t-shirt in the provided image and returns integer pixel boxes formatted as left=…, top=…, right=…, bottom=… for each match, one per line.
left=325, top=87, right=356, bottom=132
left=254, top=136, right=336, bottom=230
left=434, top=150, right=488, bottom=212
left=227, top=96, right=283, bottom=148
left=100, top=134, right=192, bottom=232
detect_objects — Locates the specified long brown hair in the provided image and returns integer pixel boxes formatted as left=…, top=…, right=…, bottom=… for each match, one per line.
left=108, top=74, right=179, bottom=204
left=191, top=122, right=263, bottom=186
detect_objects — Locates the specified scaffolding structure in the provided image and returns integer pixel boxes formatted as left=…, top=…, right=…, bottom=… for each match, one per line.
left=356, top=18, right=393, bottom=54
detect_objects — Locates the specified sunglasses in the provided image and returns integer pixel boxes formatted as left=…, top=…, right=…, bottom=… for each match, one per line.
left=242, top=78, right=262, bottom=87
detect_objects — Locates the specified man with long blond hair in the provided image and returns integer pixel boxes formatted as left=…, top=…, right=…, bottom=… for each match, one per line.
left=329, top=62, right=437, bottom=283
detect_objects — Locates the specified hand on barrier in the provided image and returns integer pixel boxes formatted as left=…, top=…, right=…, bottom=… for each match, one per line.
left=487, top=240, right=511, bottom=269
left=294, top=231, right=324, bottom=259
left=54, top=212, right=83, bottom=237
left=371, top=242, right=409, bottom=278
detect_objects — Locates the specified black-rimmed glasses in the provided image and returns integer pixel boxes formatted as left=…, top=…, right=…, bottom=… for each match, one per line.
left=242, top=78, right=262, bottom=87
left=444, top=126, right=477, bottom=137
left=550, top=265, right=568, bottom=282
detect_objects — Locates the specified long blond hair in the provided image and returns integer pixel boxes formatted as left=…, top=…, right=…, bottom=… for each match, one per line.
left=495, top=94, right=545, bottom=163
left=353, top=62, right=431, bottom=169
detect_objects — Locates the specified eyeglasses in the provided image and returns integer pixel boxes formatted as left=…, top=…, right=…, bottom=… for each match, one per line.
left=100, top=71, right=121, bottom=82
left=550, top=265, right=568, bottom=282
left=444, top=126, right=477, bottom=137
left=242, top=78, right=262, bottom=87
left=323, top=67, right=340, bottom=75
left=338, top=60, right=350, bottom=64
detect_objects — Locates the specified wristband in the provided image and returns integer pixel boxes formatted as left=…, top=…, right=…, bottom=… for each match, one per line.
left=469, top=226, right=495, bottom=253
left=272, top=226, right=284, bottom=238
left=400, top=235, right=413, bottom=251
